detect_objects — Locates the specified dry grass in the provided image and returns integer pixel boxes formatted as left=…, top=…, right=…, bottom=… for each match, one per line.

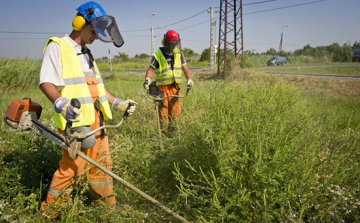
left=274, top=76, right=360, bottom=97
left=196, top=68, right=360, bottom=97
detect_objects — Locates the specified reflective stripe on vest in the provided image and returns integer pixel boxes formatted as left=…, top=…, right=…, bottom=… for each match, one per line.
left=154, top=48, right=182, bottom=85
left=44, top=37, right=112, bottom=130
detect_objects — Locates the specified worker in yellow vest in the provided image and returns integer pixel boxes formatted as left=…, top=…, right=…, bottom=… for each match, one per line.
left=38, top=1, right=136, bottom=215
left=143, top=30, right=194, bottom=135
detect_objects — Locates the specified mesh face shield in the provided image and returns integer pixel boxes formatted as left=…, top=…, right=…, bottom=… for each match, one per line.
left=91, top=15, right=124, bottom=48
left=164, top=39, right=181, bottom=55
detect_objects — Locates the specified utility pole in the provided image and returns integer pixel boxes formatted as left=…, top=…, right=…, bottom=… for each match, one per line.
left=278, top=25, right=290, bottom=56
left=151, top=26, right=155, bottom=55
left=150, top=13, right=156, bottom=55
left=209, top=6, right=216, bottom=70
left=218, top=0, right=244, bottom=77
left=108, top=49, right=112, bottom=72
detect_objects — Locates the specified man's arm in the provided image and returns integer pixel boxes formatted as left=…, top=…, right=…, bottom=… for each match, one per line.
left=182, top=64, right=192, bottom=79
left=105, top=88, right=116, bottom=105
left=145, top=66, right=154, bottom=79
left=39, top=82, right=61, bottom=103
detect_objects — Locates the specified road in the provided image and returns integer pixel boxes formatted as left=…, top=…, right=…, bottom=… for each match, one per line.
left=259, top=63, right=360, bottom=81
left=121, top=65, right=360, bottom=81
left=122, top=68, right=205, bottom=74
left=264, top=72, right=360, bottom=81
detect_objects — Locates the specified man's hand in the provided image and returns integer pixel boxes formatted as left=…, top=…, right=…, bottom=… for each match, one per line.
left=187, top=78, right=194, bottom=89
left=143, top=78, right=152, bottom=90
left=54, top=97, right=81, bottom=122
left=112, top=98, right=137, bottom=116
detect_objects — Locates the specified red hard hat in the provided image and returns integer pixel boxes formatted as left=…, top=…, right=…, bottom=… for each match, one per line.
left=164, top=30, right=180, bottom=44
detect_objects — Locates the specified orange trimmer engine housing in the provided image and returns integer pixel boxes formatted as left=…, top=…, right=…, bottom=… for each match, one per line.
left=4, top=98, right=42, bottom=129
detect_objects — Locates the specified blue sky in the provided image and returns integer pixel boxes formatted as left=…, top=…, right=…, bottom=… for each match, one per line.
left=0, top=0, right=359, bottom=59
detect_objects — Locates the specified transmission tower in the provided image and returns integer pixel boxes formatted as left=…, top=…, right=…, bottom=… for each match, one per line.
left=218, top=0, right=244, bottom=76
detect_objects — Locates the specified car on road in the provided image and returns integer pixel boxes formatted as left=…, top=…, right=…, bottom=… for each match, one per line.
left=267, top=56, right=286, bottom=66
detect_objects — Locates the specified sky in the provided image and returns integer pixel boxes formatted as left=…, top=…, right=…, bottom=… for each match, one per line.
left=0, top=0, right=359, bottom=60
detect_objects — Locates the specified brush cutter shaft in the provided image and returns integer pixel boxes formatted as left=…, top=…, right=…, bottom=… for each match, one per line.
left=14, top=111, right=69, bottom=149
left=75, top=150, right=188, bottom=222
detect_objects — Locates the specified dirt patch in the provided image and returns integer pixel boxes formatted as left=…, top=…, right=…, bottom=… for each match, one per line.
left=276, top=76, right=360, bottom=97
left=195, top=70, right=360, bottom=97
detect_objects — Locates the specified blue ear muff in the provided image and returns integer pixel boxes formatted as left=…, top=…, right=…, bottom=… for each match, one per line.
left=72, top=15, right=86, bottom=31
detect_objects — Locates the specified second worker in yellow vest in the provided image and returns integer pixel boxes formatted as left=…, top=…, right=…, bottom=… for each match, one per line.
left=143, top=30, right=194, bottom=135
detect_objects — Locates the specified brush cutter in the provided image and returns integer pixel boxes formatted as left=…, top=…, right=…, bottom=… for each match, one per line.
left=146, top=83, right=190, bottom=152
left=4, top=98, right=188, bottom=223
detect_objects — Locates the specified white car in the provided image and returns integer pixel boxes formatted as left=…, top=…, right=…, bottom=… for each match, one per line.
left=267, top=56, right=287, bottom=66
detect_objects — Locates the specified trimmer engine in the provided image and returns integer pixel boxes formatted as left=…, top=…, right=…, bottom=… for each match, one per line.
left=4, top=98, right=42, bottom=129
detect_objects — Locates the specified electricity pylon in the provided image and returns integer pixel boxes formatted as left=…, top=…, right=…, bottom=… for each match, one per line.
left=218, top=0, right=244, bottom=76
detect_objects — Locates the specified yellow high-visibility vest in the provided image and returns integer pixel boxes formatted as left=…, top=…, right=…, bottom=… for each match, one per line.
left=44, top=37, right=112, bottom=130
left=154, top=48, right=182, bottom=85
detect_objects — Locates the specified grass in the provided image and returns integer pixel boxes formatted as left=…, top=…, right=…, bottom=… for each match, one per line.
left=257, top=64, right=360, bottom=77
left=0, top=57, right=41, bottom=94
left=0, top=58, right=359, bottom=222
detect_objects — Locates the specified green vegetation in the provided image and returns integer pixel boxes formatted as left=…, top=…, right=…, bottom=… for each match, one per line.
left=0, top=58, right=41, bottom=94
left=0, top=58, right=359, bottom=222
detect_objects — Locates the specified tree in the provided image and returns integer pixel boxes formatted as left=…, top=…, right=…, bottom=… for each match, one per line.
left=134, top=53, right=150, bottom=58
left=114, top=52, right=129, bottom=61
left=199, top=48, right=210, bottom=62
left=352, top=40, right=360, bottom=50
left=265, top=48, right=278, bottom=55
left=182, top=48, right=199, bottom=62
left=325, top=43, right=340, bottom=56
left=244, top=50, right=256, bottom=56
left=182, top=48, right=194, bottom=57
left=333, top=43, right=352, bottom=62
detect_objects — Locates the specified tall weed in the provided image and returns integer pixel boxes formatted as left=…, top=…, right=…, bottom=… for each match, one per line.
left=0, top=57, right=41, bottom=93
left=170, top=76, right=359, bottom=222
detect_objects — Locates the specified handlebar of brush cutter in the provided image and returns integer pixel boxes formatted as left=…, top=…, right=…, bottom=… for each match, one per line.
left=66, top=98, right=135, bottom=139
left=147, top=87, right=190, bottom=101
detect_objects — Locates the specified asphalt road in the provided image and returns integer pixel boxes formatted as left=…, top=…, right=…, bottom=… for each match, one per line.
left=258, top=63, right=360, bottom=81
left=122, top=65, right=360, bottom=81
left=123, top=68, right=206, bottom=74
left=264, top=72, right=360, bottom=81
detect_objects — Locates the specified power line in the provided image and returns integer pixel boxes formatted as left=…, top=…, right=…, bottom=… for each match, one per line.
left=121, top=29, right=149, bottom=33
left=154, top=9, right=209, bottom=30
left=176, top=20, right=210, bottom=31
left=244, top=0, right=328, bottom=15
left=181, top=38, right=208, bottom=43
left=0, top=31, right=64, bottom=35
left=0, top=37, right=47, bottom=40
left=244, top=0, right=277, bottom=6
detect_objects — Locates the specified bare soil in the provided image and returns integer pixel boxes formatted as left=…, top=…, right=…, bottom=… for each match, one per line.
left=196, top=70, right=360, bottom=97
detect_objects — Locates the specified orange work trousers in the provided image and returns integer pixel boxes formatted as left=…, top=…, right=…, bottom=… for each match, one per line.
left=157, top=83, right=181, bottom=129
left=41, top=78, right=115, bottom=211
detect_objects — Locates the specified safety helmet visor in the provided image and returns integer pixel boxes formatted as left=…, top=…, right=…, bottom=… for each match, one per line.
left=91, top=15, right=124, bottom=47
left=164, top=39, right=181, bottom=55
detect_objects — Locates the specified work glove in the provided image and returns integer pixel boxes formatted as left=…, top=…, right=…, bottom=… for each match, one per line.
left=143, top=78, right=152, bottom=90
left=187, top=78, right=194, bottom=89
left=112, top=98, right=137, bottom=116
left=54, top=97, right=81, bottom=122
